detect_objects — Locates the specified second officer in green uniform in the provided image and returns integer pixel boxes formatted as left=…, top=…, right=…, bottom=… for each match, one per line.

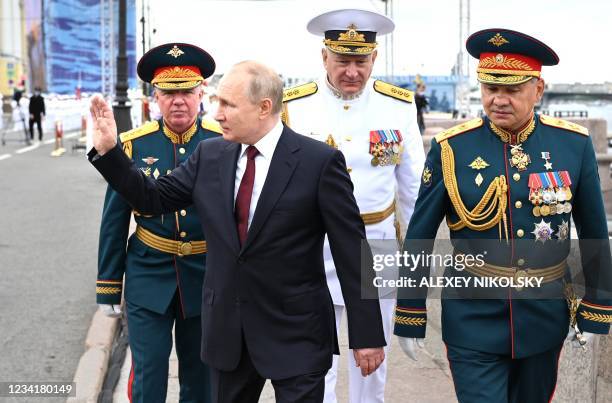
left=95, top=43, right=220, bottom=402
left=394, top=29, right=612, bottom=402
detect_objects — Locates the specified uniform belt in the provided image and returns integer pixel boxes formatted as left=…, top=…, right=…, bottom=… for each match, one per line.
left=460, top=256, right=566, bottom=284
left=135, top=226, right=207, bottom=256
left=361, top=201, right=396, bottom=225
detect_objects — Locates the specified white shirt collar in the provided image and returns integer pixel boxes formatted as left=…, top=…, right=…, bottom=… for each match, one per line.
left=239, top=118, right=283, bottom=160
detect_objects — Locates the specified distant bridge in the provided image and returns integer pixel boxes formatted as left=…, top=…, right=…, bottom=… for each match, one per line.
left=542, top=83, right=612, bottom=103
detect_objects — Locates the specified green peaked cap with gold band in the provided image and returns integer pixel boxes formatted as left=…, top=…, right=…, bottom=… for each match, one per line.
left=137, top=42, right=216, bottom=90
left=466, top=28, right=559, bottom=85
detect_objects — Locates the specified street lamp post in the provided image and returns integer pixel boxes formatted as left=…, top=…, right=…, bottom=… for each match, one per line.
left=140, top=0, right=148, bottom=96
left=113, top=0, right=132, bottom=132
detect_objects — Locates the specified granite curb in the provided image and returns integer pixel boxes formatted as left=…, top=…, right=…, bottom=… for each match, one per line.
left=66, top=309, right=120, bottom=403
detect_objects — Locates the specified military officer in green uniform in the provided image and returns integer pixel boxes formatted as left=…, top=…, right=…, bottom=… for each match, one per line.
left=394, top=29, right=612, bottom=402
left=95, top=43, right=220, bottom=402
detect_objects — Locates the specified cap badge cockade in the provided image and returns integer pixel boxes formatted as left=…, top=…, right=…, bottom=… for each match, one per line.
left=338, top=24, right=366, bottom=42
left=488, top=33, right=509, bottom=47
left=167, top=45, right=185, bottom=58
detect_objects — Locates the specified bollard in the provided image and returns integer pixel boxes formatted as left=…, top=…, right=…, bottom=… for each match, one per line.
left=50, top=119, right=66, bottom=157
left=81, top=115, right=87, bottom=138
left=142, top=97, right=150, bottom=123
left=78, top=115, right=87, bottom=145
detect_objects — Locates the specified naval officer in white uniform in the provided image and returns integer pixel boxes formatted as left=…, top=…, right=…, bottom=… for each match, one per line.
left=282, top=8, right=425, bottom=403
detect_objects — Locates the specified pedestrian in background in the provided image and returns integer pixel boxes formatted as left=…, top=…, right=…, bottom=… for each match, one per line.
left=415, top=83, right=428, bottom=134
left=28, top=87, right=45, bottom=142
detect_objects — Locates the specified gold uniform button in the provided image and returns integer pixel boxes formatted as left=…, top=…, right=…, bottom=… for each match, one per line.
left=347, top=167, right=352, bottom=173
left=180, top=231, right=187, bottom=238
left=513, top=173, right=521, bottom=182
left=517, top=258, right=525, bottom=266
left=517, top=229, right=524, bottom=238
left=179, top=147, right=186, bottom=154
left=180, top=210, right=187, bottom=217
left=515, top=201, right=522, bottom=209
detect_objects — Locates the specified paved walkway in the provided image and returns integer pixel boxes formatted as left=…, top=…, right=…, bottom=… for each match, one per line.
left=112, top=303, right=457, bottom=402
left=108, top=224, right=612, bottom=402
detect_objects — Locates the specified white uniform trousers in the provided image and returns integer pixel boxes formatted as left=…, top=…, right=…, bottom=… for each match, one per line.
left=323, top=297, right=395, bottom=403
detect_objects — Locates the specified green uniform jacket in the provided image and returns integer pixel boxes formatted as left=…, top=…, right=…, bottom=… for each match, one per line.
left=96, top=118, right=221, bottom=318
left=394, top=114, right=612, bottom=358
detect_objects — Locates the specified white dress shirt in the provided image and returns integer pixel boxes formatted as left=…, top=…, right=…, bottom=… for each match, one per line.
left=233, top=119, right=284, bottom=229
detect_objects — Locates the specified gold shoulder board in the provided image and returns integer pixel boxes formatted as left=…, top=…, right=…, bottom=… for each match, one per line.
left=201, top=119, right=222, bottom=134
left=539, top=115, right=589, bottom=136
left=435, top=118, right=484, bottom=143
left=119, top=120, right=160, bottom=143
left=282, top=82, right=318, bottom=103
left=373, top=80, right=414, bottom=103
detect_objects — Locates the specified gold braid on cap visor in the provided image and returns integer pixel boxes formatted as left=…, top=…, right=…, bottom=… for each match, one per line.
left=151, top=66, right=204, bottom=90
left=324, top=39, right=377, bottom=54
left=477, top=54, right=540, bottom=85
left=477, top=72, right=535, bottom=85
left=154, top=81, right=202, bottom=90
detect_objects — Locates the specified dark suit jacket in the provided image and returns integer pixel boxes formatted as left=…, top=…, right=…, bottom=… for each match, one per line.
left=28, top=94, right=45, bottom=117
left=90, top=125, right=385, bottom=379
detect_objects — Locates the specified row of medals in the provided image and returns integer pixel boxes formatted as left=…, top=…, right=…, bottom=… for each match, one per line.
left=530, top=187, right=572, bottom=217
left=510, top=145, right=573, bottom=217
left=371, top=142, right=402, bottom=166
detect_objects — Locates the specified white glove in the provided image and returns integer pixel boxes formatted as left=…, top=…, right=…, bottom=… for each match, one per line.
left=565, top=326, right=596, bottom=349
left=99, top=304, right=122, bottom=318
left=397, top=336, right=425, bottom=361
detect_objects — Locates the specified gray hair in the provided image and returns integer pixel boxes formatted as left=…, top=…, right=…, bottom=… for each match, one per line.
left=233, top=60, right=283, bottom=114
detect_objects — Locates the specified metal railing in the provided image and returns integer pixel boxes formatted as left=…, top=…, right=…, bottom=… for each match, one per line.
left=554, top=110, right=589, bottom=118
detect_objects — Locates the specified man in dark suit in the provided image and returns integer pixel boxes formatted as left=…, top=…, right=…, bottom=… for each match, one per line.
left=89, top=60, right=386, bottom=403
left=28, top=87, right=45, bottom=142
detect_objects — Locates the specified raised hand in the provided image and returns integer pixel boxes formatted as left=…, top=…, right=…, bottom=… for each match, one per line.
left=90, top=95, right=118, bottom=155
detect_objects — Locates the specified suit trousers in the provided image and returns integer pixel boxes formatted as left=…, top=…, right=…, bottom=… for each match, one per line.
left=126, top=293, right=211, bottom=403
left=210, top=335, right=327, bottom=403
left=446, top=342, right=563, bottom=403
left=29, top=116, right=43, bottom=141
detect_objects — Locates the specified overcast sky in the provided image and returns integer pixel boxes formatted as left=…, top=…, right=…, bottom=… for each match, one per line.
left=146, top=0, right=610, bottom=83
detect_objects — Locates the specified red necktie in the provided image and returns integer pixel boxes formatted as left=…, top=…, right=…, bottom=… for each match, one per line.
left=235, top=145, right=259, bottom=246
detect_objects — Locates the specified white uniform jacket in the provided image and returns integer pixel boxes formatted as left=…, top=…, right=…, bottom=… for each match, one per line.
left=283, top=77, right=425, bottom=302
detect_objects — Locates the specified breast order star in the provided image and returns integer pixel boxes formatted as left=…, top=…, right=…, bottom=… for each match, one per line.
left=532, top=219, right=553, bottom=243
